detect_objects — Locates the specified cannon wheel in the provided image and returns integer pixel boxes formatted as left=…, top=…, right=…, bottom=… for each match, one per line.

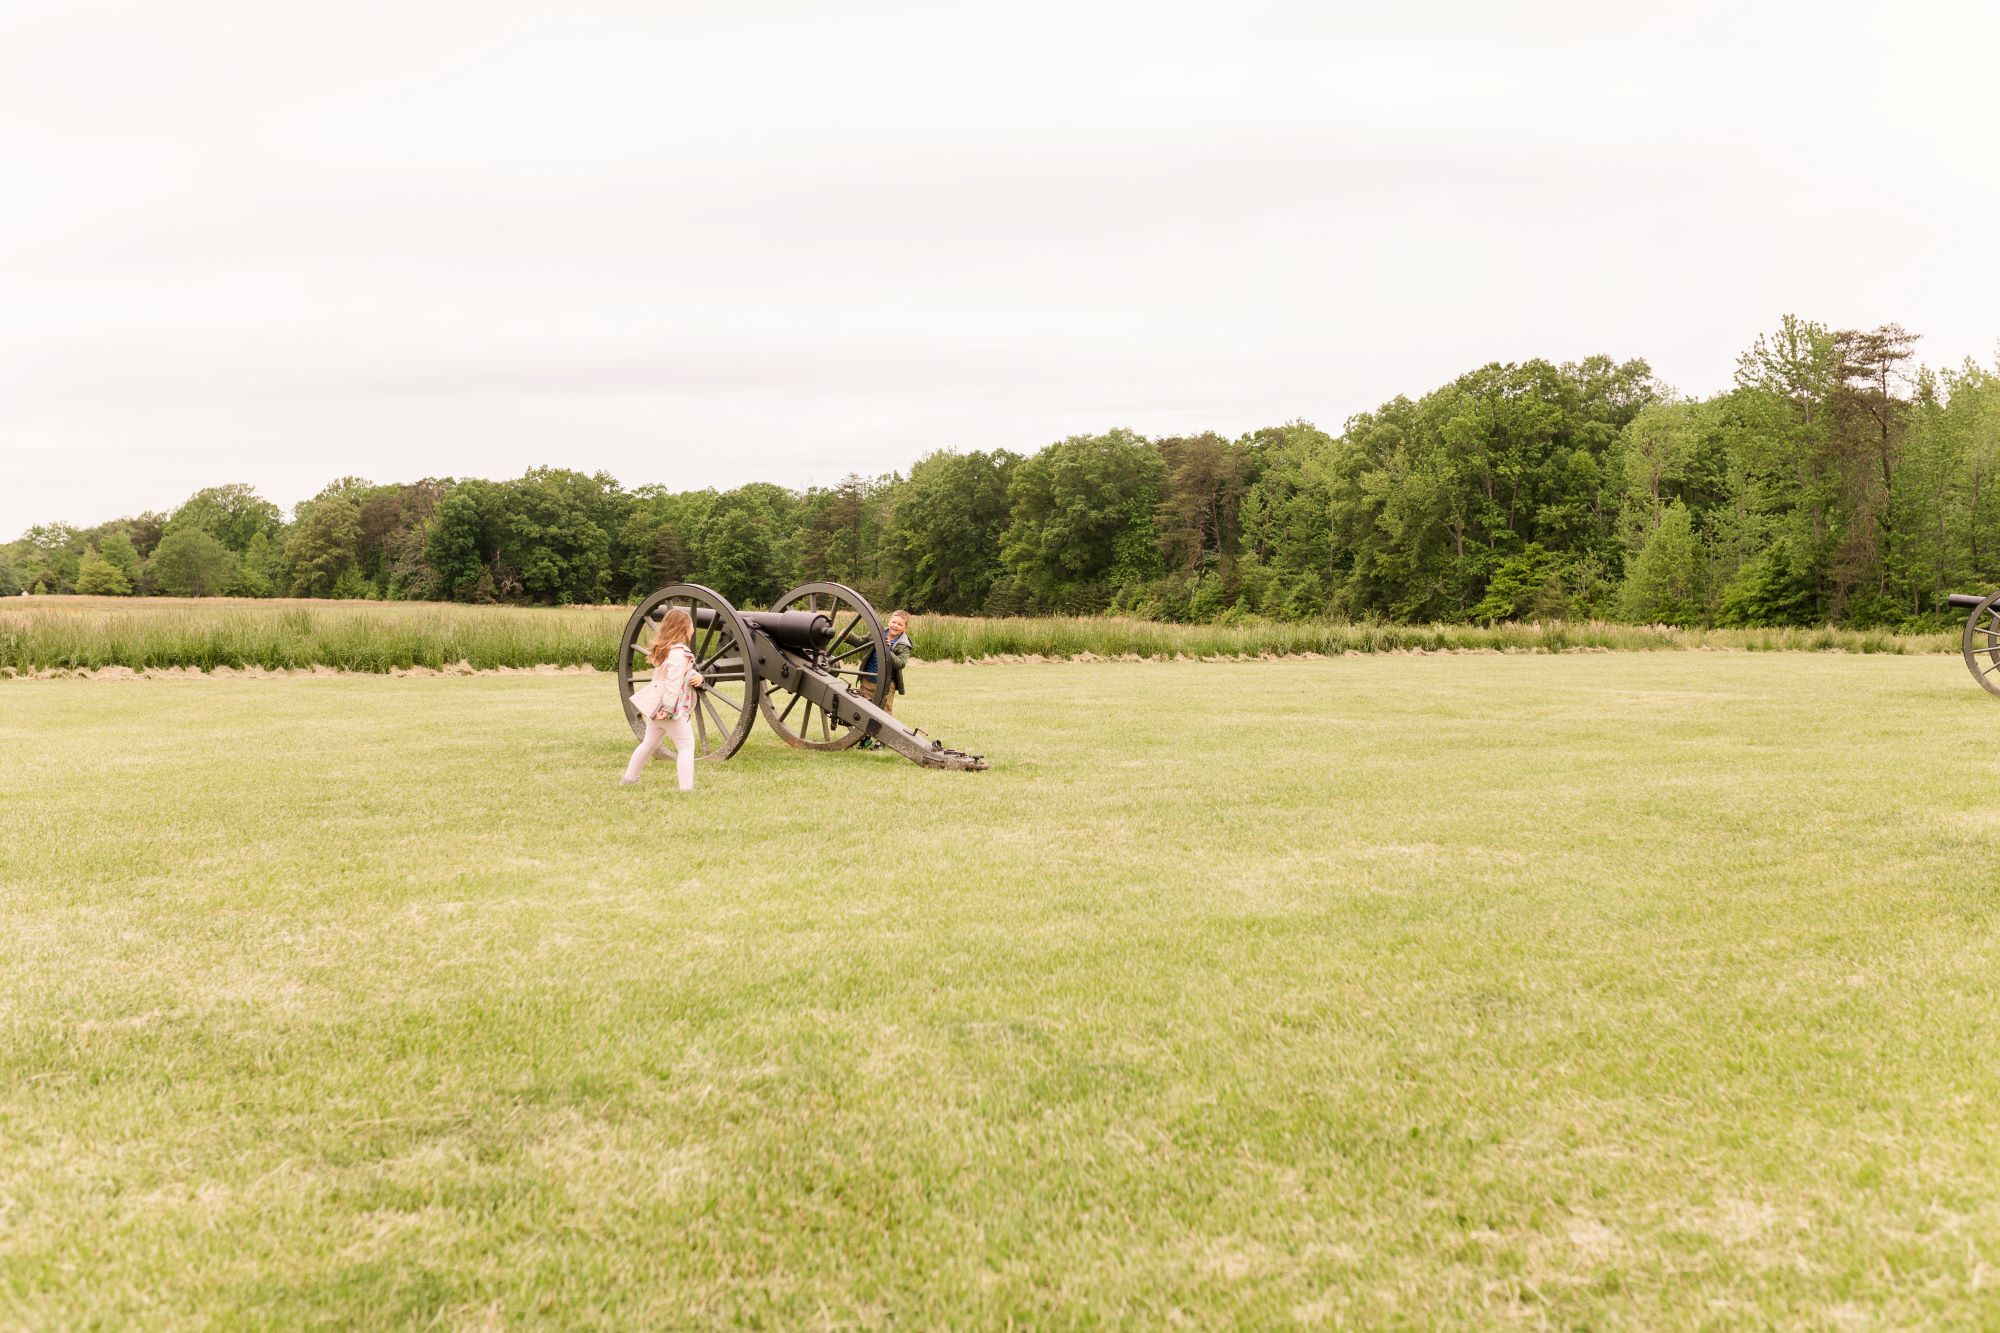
left=757, top=581, right=890, bottom=751
left=617, top=583, right=760, bottom=760
left=1964, top=592, right=2000, bottom=697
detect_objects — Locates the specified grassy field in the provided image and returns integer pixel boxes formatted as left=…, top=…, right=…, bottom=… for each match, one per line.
left=0, top=595, right=1959, bottom=673
left=5, top=655, right=1999, bottom=1326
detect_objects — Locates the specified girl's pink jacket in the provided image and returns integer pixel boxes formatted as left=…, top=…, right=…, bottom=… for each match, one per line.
left=630, top=643, right=696, bottom=721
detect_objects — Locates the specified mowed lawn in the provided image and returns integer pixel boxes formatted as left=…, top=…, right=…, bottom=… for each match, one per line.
left=4, top=656, right=1999, bottom=1328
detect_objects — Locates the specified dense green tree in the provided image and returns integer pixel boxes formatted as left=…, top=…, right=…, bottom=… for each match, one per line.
left=1823, top=324, right=1920, bottom=622
left=17, top=525, right=82, bottom=595
left=1924, top=365, right=2000, bottom=599
left=97, top=530, right=144, bottom=591
left=1335, top=358, right=1652, bottom=620
left=73, top=547, right=133, bottom=596
left=362, top=479, right=451, bottom=600
left=126, top=511, right=168, bottom=560
left=1471, top=544, right=1567, bottom=622
left=1613, top=401, right=1728, bottom=547
left=1723, top=316, right=1843, bottom=620
left=1002, top=430, right=1167, bottom=612
left=1718, top=534, right=1818, bottom=626
left=1235, top=422, right=1343, bottom=619
left=1156, top=433, right=1255, bottom=579
left=613, top=486, right=703, bottom=599
left=330, top=567, right=378, bottom=600
left=147, top=527, right=239, bottom=596
left=0, top=551, right=20, bottom=597
left=486, top=468, right=627, bottom=604
left=1618, top=502, right=1706, bottom=625
left=235, top=529, right=280, bottom=597
left=693, top=485, right=794, bottom=607
left=426, top=482, right=496, bottom=601
left=886, top=450, right=1018, bottom=614
left=168, top=484, right=281, bottom=552
left=286, top=488, right=364, bottom=597
left=797, top=474, right=893, bottom=603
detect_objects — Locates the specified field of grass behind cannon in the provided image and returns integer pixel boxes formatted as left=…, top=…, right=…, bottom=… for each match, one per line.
left=0, top=594, right=1960, bottom=673
left=7, top=654, right=2000, bottom=1325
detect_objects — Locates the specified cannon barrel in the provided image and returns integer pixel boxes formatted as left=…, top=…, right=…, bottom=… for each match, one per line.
left=1948, top=593, right=1991, bottom=610
left=694, top=606, right=832, bottom=651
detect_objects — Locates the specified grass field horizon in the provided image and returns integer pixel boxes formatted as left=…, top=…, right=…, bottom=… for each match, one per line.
left=1, top=594, right=1962, bottom=675
left=6, top=654, right=1999, bottom=1325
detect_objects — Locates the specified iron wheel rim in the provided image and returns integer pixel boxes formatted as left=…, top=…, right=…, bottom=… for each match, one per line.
left=756, top=581, right=889, bottom=751
left=1963, top=592, right=2000, bottom=698
left=617, top=584, right=760, bottom=760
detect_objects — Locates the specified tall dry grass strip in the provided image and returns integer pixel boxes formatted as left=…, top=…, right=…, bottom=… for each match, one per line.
left=0, top=596, right=1957, bottom=675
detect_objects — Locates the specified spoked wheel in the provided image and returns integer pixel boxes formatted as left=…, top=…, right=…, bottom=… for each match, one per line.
left=756, top=581, right=889, bottom=750
left=1964, top=592, right=2000, bottom=697
left=617, top=583, right=760, bottom=760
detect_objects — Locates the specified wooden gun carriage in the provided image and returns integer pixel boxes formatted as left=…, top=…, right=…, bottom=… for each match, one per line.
left=1949, top=592, right=2000, bottom=695
left=616, top=581, right=986, bottom=770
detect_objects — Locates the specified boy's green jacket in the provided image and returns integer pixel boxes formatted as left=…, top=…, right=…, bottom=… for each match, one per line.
left=887, top=635, right=912, bottom=694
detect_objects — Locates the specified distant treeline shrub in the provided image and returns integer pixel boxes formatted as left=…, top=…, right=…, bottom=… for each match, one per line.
left=7, top=316, right=1998, bottom=632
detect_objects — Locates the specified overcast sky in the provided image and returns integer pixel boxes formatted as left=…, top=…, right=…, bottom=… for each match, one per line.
left=4, top=0, right=1996, bottom=538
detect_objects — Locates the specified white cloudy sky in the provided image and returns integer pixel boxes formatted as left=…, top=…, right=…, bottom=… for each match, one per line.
left=3, top=0, right=1996, bottom=537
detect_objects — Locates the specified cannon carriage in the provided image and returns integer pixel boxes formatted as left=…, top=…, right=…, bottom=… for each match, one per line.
left=1949, top=592, right=2000, bottom=696
left=615, top=581, right=987, bottom=770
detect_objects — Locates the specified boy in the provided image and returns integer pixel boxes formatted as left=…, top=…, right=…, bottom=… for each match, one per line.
left=880, top=610, right=912, bottom=714
left=859, top=611, right=913, bottom=747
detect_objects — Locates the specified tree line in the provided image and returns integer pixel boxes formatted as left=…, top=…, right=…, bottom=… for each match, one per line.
left=7, top=317, right=1997, bottom=628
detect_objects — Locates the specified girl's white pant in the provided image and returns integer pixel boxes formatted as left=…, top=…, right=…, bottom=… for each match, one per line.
left=623, top=714, right=694, bottom=789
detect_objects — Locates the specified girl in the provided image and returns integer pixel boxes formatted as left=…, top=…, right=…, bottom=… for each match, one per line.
left=622, top=607, right=704, bottom=789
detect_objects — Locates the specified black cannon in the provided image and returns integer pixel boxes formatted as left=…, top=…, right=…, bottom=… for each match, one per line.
left=1948, top=592, right=2000, bottom=695
left=616, top=581, right=987, bottom=770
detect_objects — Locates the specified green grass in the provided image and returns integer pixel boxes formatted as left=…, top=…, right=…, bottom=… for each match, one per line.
left=4, top=656, right=1999, bottom=1326
left=0, top=595, right=1959, bottom=674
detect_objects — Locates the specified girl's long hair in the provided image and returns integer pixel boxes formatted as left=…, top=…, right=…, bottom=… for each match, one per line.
left=647, top=607, right=694, bottom=666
